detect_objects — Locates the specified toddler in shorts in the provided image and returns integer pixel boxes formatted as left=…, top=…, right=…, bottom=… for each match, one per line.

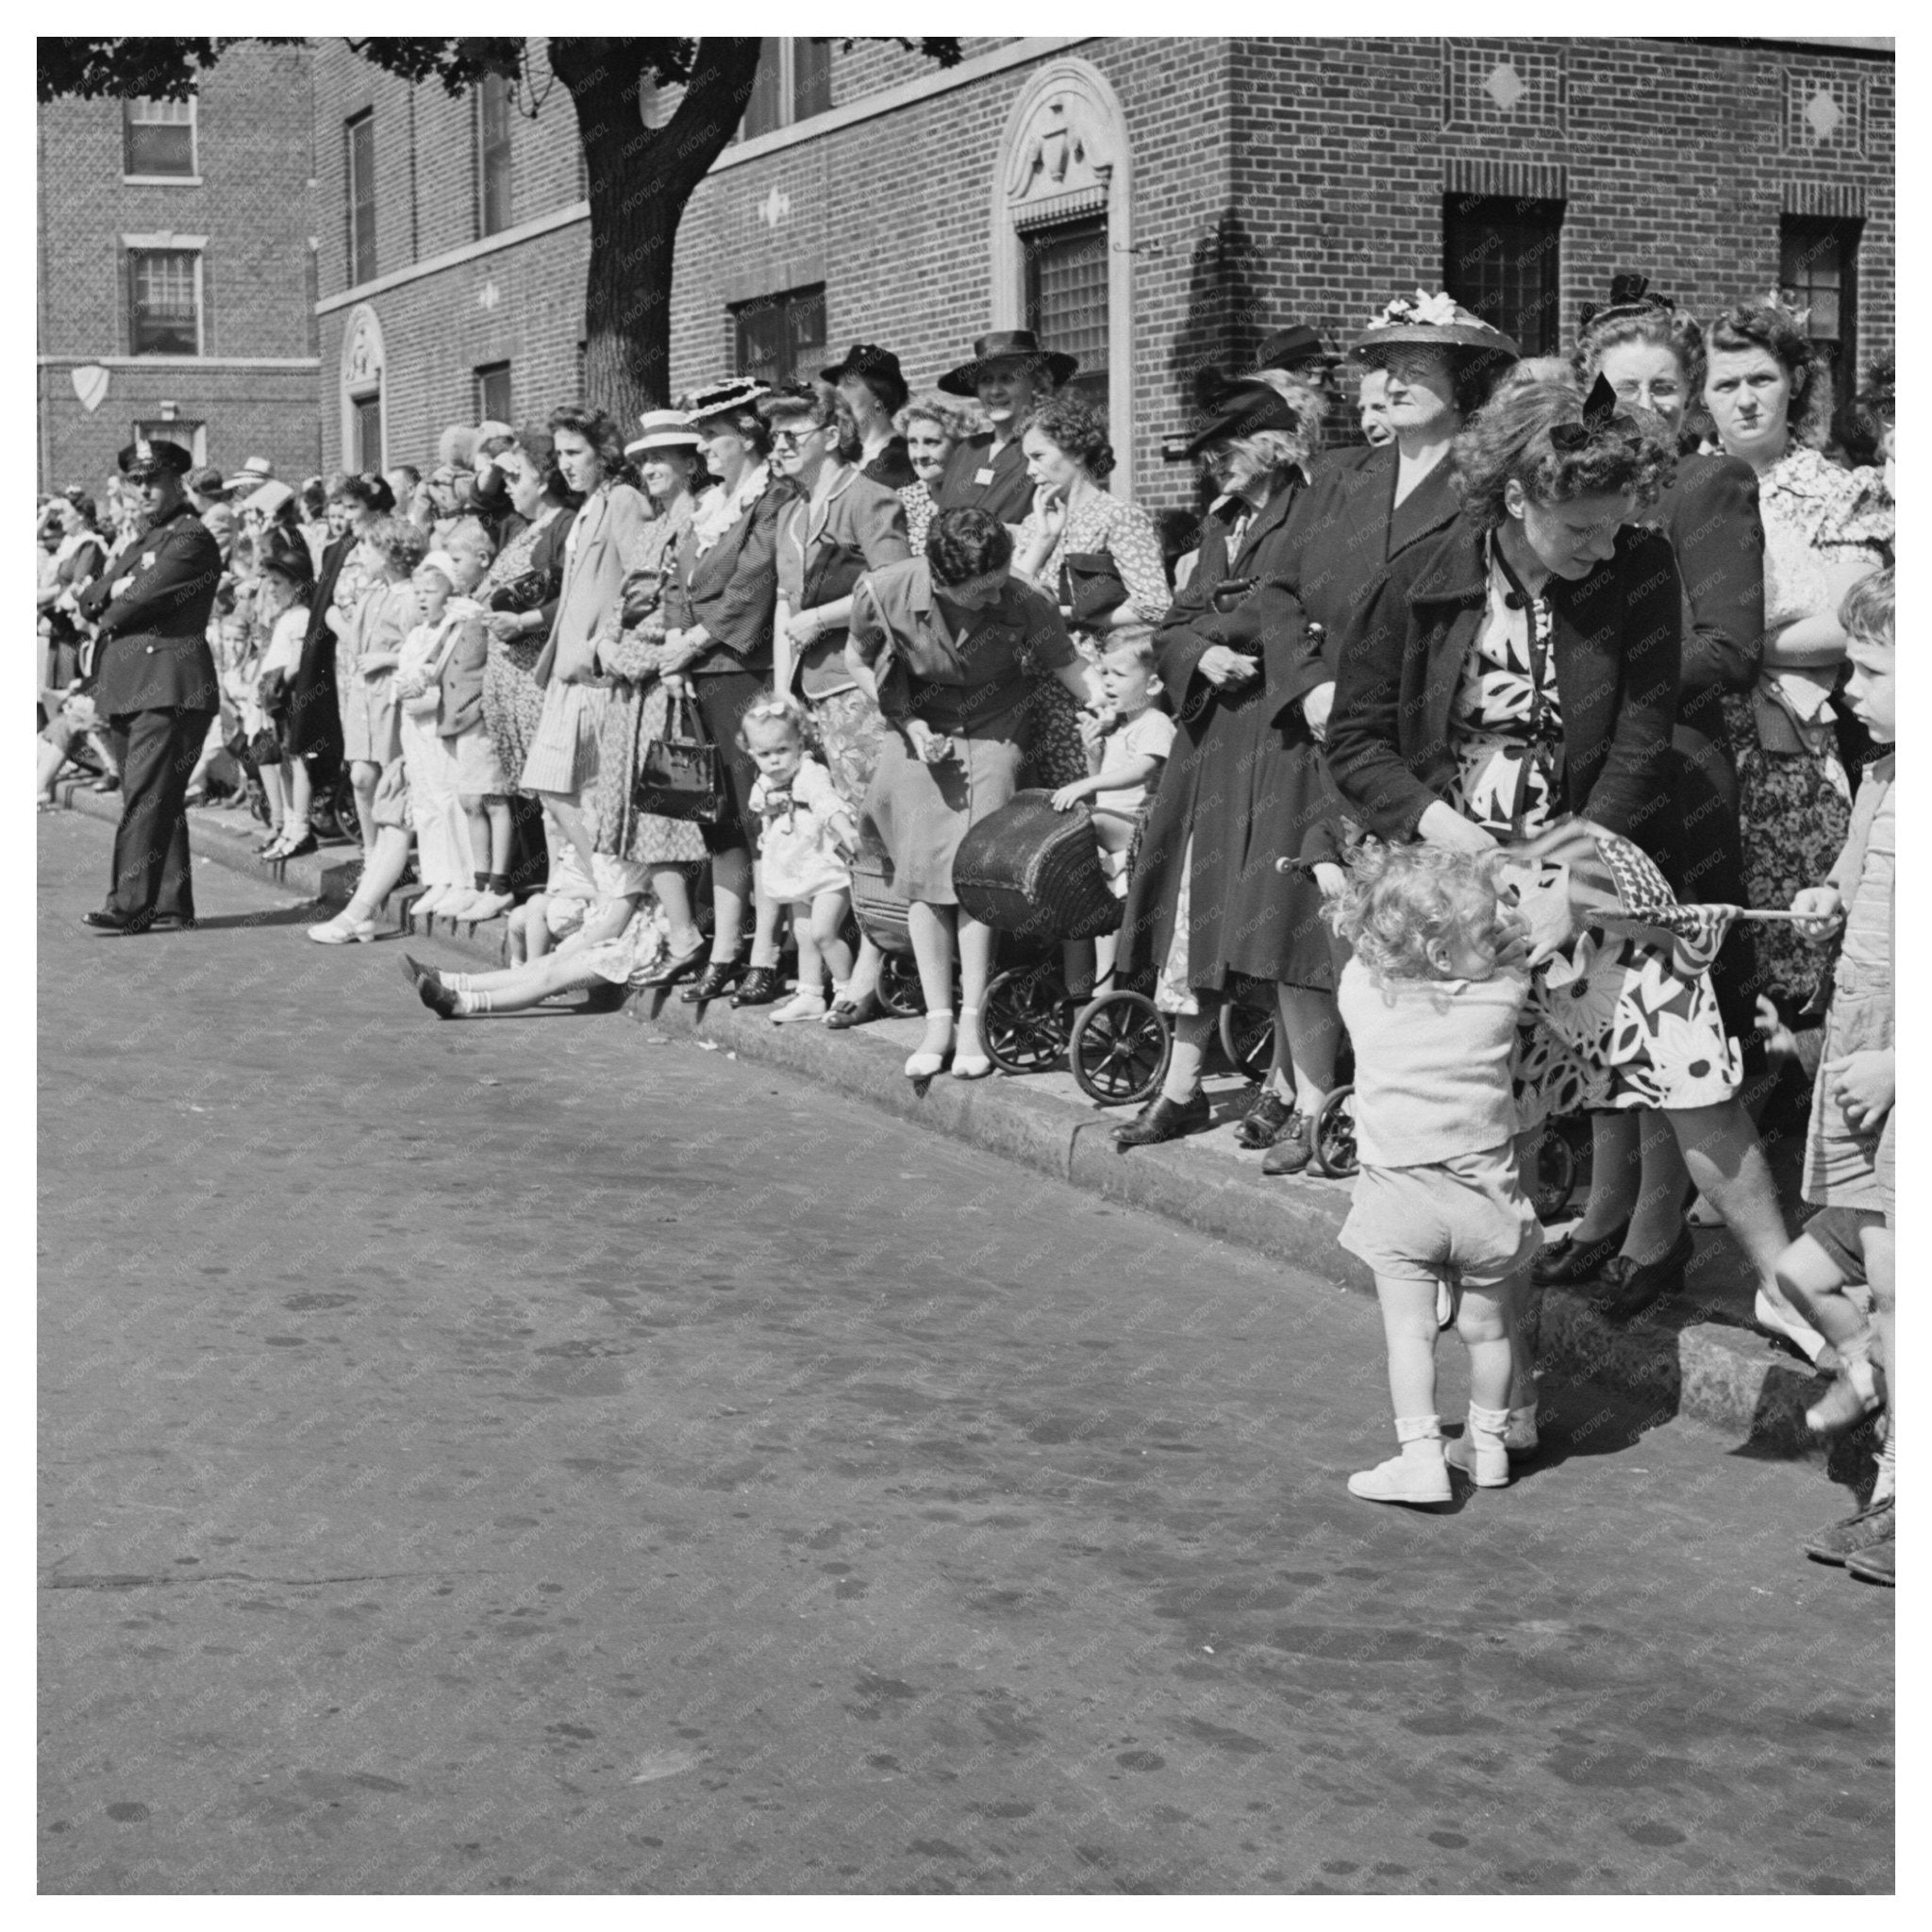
left=1325, top=841, right=1539, bottom=1507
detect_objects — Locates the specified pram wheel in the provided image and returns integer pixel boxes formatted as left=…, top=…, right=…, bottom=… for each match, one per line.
left=328, top=767, right=359, bottom=845
left=1217, top=984, right=1277, bottom=1084
left=983, top=964, right=1069, bottom=1075
left=1071, top=990, right=1169, bottom=1107
left=1528, top=1123, right=1579, bottom=1222
left=1310, top=1084, right=1359, bottom=1178
left=875, top=951, right=925, bottom=1019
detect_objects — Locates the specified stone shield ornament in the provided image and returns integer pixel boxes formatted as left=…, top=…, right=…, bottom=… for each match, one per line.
left=71, top=365, right=110, bottom=413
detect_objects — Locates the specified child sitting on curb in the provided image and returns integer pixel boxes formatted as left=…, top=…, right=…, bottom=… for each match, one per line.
left=1325, top=841, right=1541, bottom=1507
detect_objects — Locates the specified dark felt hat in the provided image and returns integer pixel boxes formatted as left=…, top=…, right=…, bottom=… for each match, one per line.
left=937, top=329, right=1078, bottom=398
left=1257, top=324, right=1341, bottom=371
left=820, top=341, right=909, bottom=409
left=1172, top=375, right=1309, bottom=459
left=118, top=436, right=192, bottom=479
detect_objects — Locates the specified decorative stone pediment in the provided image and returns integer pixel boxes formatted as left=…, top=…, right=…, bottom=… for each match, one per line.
left=1007, top=86, right=1116, bottom=217
left=342, top=303, right=384, bottom=392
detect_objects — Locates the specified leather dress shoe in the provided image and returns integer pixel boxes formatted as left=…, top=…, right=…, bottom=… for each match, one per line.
left=635, top=940, right=710, bottom=988
left=1532, top=1218, right=1631, bottom=1287
left=1594, top=1226, right=1694, bottom=1324
left=1113, top=1089, right=1211, bottom=1148
left=1235, top=1089, right=1295, bottom=1150
left=681, top=957, right=746, bottom=1004
left=1259, top=1112, right=1316, bottom=1175
left=730, top=966, right=785, bottom=1008
left=418, top=974, right=459, bottom=1019
left=824, top=991, right=884, bottom=1030
left=81, top=908, right=139, bottom=934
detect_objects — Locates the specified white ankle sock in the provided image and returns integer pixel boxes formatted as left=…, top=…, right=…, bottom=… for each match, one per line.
left=456, top=989, right=493, bottom=1014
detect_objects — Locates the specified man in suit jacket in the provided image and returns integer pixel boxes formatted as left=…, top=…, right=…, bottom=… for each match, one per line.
left=75, top=439, right=223, bottom=933
left=933, top=329, right=1077, bottom=527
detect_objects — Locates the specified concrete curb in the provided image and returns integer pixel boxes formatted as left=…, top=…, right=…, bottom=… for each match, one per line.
left=54, top=783, right=1847, bottom=1469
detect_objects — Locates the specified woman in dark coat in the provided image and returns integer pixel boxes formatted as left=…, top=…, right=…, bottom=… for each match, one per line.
left=657, top=378, right=788, bottom=1005
left=1113, top=372, right=1338, bottom=1149
left=1328, top=380, right=1819, bottom=1390
left=1232, top=296, right=1520, bottom=1170
left=1536, top=281, right=1772, bottom=1297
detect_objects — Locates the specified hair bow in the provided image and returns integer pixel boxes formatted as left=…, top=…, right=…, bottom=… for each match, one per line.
left=1548, top=373, right=1623, bottom=452
left=1578, top=273, right=1676, bottom=332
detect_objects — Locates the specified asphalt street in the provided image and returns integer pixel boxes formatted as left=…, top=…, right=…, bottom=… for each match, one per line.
left=39, top=811, right=1893, bottom=1894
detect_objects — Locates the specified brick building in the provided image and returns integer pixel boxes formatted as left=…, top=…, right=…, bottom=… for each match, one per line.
left=312, top=34, right=1893, bottom=513
left=36, top=42, right=322, bottom=496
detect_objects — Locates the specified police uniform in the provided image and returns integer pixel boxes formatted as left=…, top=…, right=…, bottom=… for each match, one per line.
left=75, top=442, right=222, bottom=931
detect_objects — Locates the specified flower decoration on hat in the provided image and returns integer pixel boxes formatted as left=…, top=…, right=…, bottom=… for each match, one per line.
left=1369, top=289, right=1463, bottom=330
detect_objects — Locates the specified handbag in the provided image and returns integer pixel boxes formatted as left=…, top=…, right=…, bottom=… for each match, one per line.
left=488, top=568, right=552, bottom=616
left=248, top=725, right=282, bottom=768
left=634, top=689, right=724, bottom=823
left=1058, top=551, right=1130, bottom=629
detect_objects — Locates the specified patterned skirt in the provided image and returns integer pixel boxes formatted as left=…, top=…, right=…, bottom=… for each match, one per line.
left=807, top=685, right=889, bottom=812
left=482, top=637, right=548, bottom=798
left=520, top=680, right=611, bottom=796
left=592, top=678, right=708, bottom=868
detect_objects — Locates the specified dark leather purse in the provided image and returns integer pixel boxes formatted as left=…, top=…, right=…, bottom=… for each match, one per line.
left=634, top=690, right=724, bottom=823
left=1058, top=551, right=1130, bottom=628
left=489, top=569, right=553, bottom=616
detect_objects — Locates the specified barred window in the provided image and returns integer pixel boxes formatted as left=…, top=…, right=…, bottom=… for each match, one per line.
left=1444, top=195, right=1563, bottom=358
left=128, top=248, right=201, bottom=357
left=124, top=98, right=195, bottom=178
left=476, top=362, right=512, bottom=426
left=733, top=285, right=825, bottom=389
left=1024, top=216, right=1108, bottom=417
left=1780, top=216, right=1861, bottom=382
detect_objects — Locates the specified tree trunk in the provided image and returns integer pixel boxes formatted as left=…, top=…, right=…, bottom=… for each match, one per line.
left=550, top=38, right=764, bottom=425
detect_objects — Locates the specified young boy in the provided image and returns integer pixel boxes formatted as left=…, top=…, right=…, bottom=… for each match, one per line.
left=1779, top=569, right=1895, bottom=1584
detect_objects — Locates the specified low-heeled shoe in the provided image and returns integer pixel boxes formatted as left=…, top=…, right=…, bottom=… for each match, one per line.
left=1531, top=1218, right=1631, bottom=1287
left=1594, top=1227, right=1693, bottom=1324
left=1235, top=1090, right=1295, bottom=1150
left=1260, top=1112, right=1315, bottom=1175
left=1113, top=1090, right=1211, bottom=1148
left=636, top=940, right=709, bottom=988
left=681, top=958, right=745, bottom=1004
left=730, top=966, right=786, bottom=1008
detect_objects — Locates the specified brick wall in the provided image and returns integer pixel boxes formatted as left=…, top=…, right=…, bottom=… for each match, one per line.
left=37, top=41, right=321, bottom=491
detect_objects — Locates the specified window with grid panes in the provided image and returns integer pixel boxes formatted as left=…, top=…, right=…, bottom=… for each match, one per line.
left=1443, top=197, right=1563, bottom=357
left=477, top=75, right=513, bottom=237
left=476, top=363, right=512, bottom=425
left=1024, top=216, right=1108, bottom=417
left=733, top=286, right=826, bottom=388
left=128, top=249, right=201, bottom=356
left=346, top=111, right=377, bottom=285
left=1780, top=217, right=1860, bottom=383
left=124, top=98, right=195, bottom=178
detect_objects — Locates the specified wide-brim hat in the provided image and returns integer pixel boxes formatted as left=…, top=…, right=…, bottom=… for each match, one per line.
left=1257, top=324, right=1341, bottom=371
left=1350, top=292, right=1519, bottom=365
left=242, top=479, right=296, bottom=519
left=625, top=408, right=703, bottom=457
left=684, top=376, right=772, bottom=425
left=1172, top=375, right=1309, bottom=459
left=937, top=329, right=1078, bottom=398
left=118, top=437, right=192, bottom=479
left=225, top=455, right=276, bottom=491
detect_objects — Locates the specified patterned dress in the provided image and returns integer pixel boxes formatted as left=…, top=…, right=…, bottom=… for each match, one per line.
left=478, top=508, right=560, bottom=798
left=1721, top=445, right=1888, bottom=1009
left=1453, top=547, right=1740, bottom=1125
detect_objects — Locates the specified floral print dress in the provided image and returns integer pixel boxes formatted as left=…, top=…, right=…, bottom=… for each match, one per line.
left=1722, top=444, right=1887, bottom=1009
left=1453, top=548, right=1740, bottom=1125
left=478, top=508, right=561, bottom=798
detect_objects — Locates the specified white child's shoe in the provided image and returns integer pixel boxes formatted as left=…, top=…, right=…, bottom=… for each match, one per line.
left=1347, top=1414, right=1450, bottom=1506
left=466, top=888, right=516, bottom=921
left=770, top=991, right=828, bottom=1024
left=307, top=912, right=376, bottom=944
left=1444, top=1403, right=1513, bottom=1488
left=411, top=883, right=453, bottom=919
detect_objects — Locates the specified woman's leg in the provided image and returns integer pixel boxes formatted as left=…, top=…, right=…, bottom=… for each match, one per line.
left=1625, top=1109, right=1693, bottom=1263
left=287, top=755, right=313, bottom=841
left=956, top=912, right=997, bottom=1059
left=351, top=761, right=381, bottom=861
left=336, top=825, right=412, bottom=921
left=1666, top=1101, right=1802, bottom=1314
left=906, top=899, right=958, bottom=1061
left=1574, top=1110, right=1641, bottom=1241
left=1159, top=1003, right=1219, bottom=1104
left=1276, top=983, right=1342, bottom=1113
left=443, top=949, right=603, bottom=1013
left=460, top=792, right=492, bottom=884
left=746, top=859, right=785, bottom=970
left=486, top=798, right=512, bottom=876
left=843, top=935, right=884, bottom=1007
left=649, top=864, right=705, bottom=956
left=708, top=843, right=752, bottom=962
left=539, top=789, right=598, bottom=882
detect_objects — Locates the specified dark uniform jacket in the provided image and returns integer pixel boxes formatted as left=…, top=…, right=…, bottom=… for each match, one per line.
left=1327, top=515, right=1684, bottom=867
left=661, top=478, right=787, bottom=677
left=75, top=501, right=221, bottom=718
left=934, top=434, right=1033, bottom=525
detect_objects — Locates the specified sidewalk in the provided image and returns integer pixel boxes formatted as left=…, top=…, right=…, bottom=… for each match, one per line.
left=55, top=781, right=1858, bottom=1473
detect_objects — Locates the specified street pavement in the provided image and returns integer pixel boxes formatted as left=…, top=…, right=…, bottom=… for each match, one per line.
left=39, top=812, right=1893, bottom=1895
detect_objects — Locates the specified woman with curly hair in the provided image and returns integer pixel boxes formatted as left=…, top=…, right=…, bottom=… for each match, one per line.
left=894, top=391, right=985, bottom=555
left=844, top=507, right=1091, bottom=1080
left=1329, top=380, right=1821, bottom=1384
left=335, top=512, right=428, bottom=865
left=521, top=405, right=650, bottom=881
left=1113, top=371, right=1344, bottom=1151
left=1702, top=299, right=1888, bottom=1018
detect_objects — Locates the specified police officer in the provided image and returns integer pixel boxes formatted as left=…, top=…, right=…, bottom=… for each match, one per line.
left=75, top=438, right=223, bottom=934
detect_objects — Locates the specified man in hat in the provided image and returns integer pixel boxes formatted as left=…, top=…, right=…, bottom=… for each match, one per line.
left=225, top=454, right=275, bottom=494
left=1255, top=323, right=1342, bottom=392
left=73, top=438, right=223, bottom=933
left=933, top=329, right=1077, bottom=525
left=184, top=464, right=236, bottom=566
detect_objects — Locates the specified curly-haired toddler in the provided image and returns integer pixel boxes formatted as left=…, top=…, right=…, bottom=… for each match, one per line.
left=1327, top=841, right=1541, bottom=1506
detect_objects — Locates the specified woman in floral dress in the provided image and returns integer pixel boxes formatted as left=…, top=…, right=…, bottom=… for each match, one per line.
left=1330, top=379, right=1824, bottom=1394
left=1703, top=299, right=1887, bottom=1016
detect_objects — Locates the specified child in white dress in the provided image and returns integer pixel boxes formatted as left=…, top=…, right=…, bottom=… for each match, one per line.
left=742, top=696, right=859, bottom=1024
left=1325, top=841, right=1541, bottom=1507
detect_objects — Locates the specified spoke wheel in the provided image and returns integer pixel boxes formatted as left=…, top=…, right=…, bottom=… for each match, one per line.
left=1071, top=991, right=1170, bottom=1107
left=1217, top=985, right=1277, bottom=1084
left=1310, top=1084, right=1360, bottom=1178
left=983, top=965, right=1069, bottom=1075
left=1529, top=1124, right=1579, bottom=1222
left=875, top=952, right=926, bottom=1019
